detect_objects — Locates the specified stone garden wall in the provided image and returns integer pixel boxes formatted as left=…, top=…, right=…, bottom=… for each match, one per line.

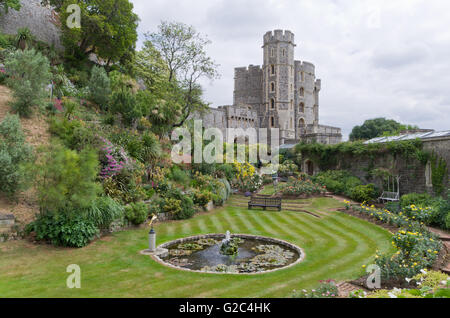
left=315, top=137, right=450, bottom=197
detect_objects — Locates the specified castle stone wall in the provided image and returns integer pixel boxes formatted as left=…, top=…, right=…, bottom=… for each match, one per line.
left=0, top=0, right=62, bottom=50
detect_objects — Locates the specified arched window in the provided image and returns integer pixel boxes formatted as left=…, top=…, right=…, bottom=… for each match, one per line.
left=271, top=99, right=275, bottom=109
left=299, top=103, right=305, bottom=113
left=300, top=87, right=304, bottom=97
left=271, top=65, right=275, bottom=75
left=282, top=49, right=286, bottom=57
left=270, top=82, right=275, bottom=92
left=270, top=117, right=275, bottom=127
left=299, top=118, right=306, bottom=136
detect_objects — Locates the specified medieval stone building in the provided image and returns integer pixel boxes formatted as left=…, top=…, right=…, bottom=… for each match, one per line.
left=195, top=30, right=342, bottom=146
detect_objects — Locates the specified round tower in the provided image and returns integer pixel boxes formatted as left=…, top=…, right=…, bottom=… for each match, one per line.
left=262, top=30, right=296, bottom=142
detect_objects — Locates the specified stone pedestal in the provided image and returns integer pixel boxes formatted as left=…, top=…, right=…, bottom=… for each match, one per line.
left=0, top=214, right=14, bottom=234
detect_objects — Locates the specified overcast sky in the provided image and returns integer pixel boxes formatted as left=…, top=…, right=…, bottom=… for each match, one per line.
left=131, top=0, right=450, bottom=139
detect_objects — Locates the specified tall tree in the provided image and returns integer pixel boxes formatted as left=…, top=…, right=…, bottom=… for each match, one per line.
left=134, top=41, right=169, bottom=93
left=146, top=21, right=219, bottom=128
left=349, top=118, right=419, bottom=141
left=0, top=0, right=21, bottom=15
left=43, top=0, right=139, bottom=65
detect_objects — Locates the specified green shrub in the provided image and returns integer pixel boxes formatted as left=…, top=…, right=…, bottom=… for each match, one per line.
left=169, top=166, right=190, bottom=185
left=88, top=66, right=111, bottom=109
left=4, top=49, right=51, bottom=117
left=350, top=184, right=378, bottom=203
left=110, top=90, right=141, bottom=126
left=124, top=202, right=148, bottom=225
left=28, top=211, right=99, bottom=248
left=400, top=193, right=434, bottom=209
left=313, top=170, right=362, bottom=197
left=85, top=196, right=124, bottom=230
left=0, top=114, right=33, bottom=196
left=0, top=71, right=7, bottom=85
left=432, top=192, right=450, bottom=230
left=49, top=117, right=101, bottom=151
left=193, top=189, right=214, bottom=208
left=34, top=144, right=101, bottom=212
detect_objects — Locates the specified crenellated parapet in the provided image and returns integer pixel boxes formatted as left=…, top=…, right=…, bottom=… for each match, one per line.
left=263, top=30, right=295, bottom=45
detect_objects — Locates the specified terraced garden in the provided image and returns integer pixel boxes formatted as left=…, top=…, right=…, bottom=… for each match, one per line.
left=0, top=196, right=394, bottom=298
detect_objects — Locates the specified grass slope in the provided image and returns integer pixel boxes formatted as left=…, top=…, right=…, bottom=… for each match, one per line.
left=0, top=197, right=394, bottom=298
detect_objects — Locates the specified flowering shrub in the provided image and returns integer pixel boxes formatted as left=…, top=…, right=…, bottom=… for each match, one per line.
left=193, top=189, right=214, bottom=208
left=292, top=280, right=339, bottom=298
left=402, top=205, right=435, bottom=224
left=278, top=177, right=326, bottom=197
left=231, top=162, right=262, bottom=193
left=355, top=203, right=414, bottom=228
left=355, top=203, right=442, bottom=281
left=278, top=160, right=298, bottom=177
left=99, top=137, right=133, bottom=179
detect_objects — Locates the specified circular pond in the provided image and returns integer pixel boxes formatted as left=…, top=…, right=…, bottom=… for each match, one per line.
left=153, top=233, right=305, bottom=274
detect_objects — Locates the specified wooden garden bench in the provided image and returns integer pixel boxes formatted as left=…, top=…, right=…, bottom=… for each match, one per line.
left=248, top=195, right=282, bottom=211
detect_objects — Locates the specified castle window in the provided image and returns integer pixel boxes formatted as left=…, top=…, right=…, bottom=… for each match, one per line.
left=270, top=117, right=275, bottom=127
left=290, top=118, right=293, bottom=129
left=299, top=103, right=305, bottom=113
left=282, top=49, right=286, bottom=57
left=299, top=118, right=306, bottom=136
left=301, top=72, right=305, bottom=82
left=271, top=48, right=275, bottom=57
left=290, top=100, right=293, bottom=110
left=270, top=99, right=275, bottom=109
left=271, top=65, right=275, bottom=75
left=300, top=87, right=304, bottom=97
left=270, top=82, right=275, bottom=92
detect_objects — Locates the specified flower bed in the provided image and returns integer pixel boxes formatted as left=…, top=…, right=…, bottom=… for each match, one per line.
left=351, top=203, right=442, bottom=284
left=278, top=177, right=327, bottom=198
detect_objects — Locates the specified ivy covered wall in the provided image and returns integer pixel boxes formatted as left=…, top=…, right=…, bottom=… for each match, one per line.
left=294, top=138, right=450, bottom=196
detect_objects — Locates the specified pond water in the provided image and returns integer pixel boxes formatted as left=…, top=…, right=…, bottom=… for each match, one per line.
left=159, top=235, right=303, bottom=274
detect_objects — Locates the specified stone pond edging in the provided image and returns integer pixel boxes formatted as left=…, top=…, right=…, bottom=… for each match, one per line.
left=146, top=233, right=306, bottom=275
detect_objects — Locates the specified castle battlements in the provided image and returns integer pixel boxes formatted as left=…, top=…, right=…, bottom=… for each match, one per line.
left=263, top=30, right=295, bottom=44
left=295, top=61, right=316, bottom=74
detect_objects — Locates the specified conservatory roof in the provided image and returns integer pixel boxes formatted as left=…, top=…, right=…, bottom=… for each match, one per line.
left=364, top=130, right=450, bottom=144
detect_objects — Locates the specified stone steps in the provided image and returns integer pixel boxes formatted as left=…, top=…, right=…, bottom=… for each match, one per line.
left=227, top=202, right=321, bottom=218
left=427, top=227, right=450, bottom=241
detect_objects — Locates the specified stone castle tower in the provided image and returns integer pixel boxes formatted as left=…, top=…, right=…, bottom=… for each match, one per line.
left=231, top=30, right=341, bottom=145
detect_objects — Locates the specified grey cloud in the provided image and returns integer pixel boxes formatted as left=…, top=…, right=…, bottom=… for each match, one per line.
left=130, top=0, right=450, bottom=138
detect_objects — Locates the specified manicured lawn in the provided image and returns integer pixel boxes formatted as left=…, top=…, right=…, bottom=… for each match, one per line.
left=0, top=197, right=394, bottom=298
